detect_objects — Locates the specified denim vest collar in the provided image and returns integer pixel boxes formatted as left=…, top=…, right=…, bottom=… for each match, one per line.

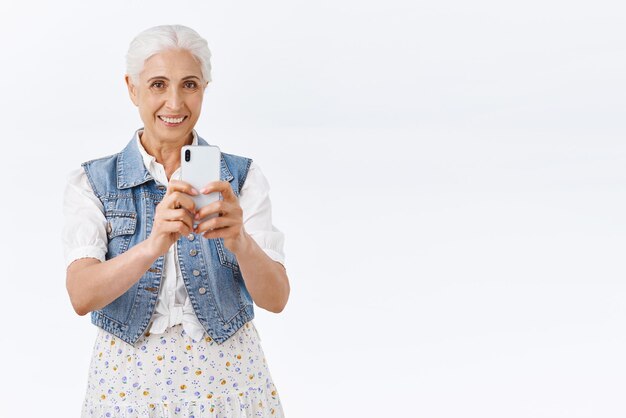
left=116, top=131, right=234, bottom=190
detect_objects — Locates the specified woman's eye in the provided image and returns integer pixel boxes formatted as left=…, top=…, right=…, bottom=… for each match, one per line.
left=151, top=81, right=165, bottom=89
left=184, top=81, right=198, bottom=89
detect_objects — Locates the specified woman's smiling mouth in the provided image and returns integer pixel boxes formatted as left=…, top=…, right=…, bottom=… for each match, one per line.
left=158, top=115, right=187, bottom=126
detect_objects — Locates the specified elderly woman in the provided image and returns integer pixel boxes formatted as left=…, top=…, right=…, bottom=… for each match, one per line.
left=63, top=25, right=289, bottom=417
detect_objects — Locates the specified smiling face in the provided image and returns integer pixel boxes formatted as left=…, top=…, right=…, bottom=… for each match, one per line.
left=125, top=48, right=208, bottom=146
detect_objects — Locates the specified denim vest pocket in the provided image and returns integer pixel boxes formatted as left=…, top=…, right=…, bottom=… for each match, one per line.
left=100, top=210, right=139, bottom=326
left=105, top=211, right=137, bottom=258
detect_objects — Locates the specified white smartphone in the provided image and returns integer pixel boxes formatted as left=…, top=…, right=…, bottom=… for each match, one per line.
left=180, top=145, right=221, bottom=224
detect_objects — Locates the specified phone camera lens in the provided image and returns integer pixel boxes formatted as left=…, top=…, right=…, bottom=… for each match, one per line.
left=185, top=150, right=191, bottom=162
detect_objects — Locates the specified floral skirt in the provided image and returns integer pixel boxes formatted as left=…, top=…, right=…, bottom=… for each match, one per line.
left=81, top=321, right=285, bottom=417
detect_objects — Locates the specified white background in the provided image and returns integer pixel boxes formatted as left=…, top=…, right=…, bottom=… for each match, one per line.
left=1, top=1, right=625, bottom=417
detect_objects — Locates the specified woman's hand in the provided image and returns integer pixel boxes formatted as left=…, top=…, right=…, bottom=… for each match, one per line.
left=146, top=180, right=198, bottom=257
left=192, top=180, right=290, bottom=313
left=193, top=181, right=247, bottom=253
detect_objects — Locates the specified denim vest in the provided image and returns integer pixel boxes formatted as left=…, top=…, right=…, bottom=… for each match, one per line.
left=81, top=132, right=254, bottom=346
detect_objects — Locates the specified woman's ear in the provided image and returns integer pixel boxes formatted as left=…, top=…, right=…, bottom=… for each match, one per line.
left=125, top=74, right=138, bottom=107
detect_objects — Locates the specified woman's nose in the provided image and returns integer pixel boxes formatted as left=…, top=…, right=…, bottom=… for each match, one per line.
left=165, top=87, right=183, bottom=110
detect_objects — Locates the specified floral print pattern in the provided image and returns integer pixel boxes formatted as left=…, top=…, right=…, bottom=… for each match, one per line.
left=82, top=321, right=284, bottom=417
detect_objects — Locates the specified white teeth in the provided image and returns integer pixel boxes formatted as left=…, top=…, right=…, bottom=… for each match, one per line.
left=159, top=116, right=185, bottom=124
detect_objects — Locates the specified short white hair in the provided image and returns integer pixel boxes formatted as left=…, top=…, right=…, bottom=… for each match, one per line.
left=126, top=24, right=212, bottom=84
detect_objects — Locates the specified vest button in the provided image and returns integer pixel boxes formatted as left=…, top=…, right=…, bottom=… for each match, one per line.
left=187, top=233, right=195, bottom=241
left=192, top=270, right=200, bottom=277
left=106, top=222, right=112, bottom=234
left=198, top=287, right=206, bottom=295
left=189, top=249, right=197, bottom=256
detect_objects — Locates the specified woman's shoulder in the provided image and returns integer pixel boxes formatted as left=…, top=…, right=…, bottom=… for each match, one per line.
left=63, top=151, right=121, bottom=202
left=218, top=151, right=254, bottom=193
left=64, top=166, right=102, bottom=208
left=81, top=151, right=121, bottom=172
left=65, top=167, right=88, bottom=191
left=220, top=150, right=253, bottom=167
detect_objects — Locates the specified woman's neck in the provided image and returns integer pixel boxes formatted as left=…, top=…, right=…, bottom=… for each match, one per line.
left=139, top=130, right=193, bottom=180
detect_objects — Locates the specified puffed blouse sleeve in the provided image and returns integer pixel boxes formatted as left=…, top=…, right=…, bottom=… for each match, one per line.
left=62, top=167, right=108, bottom=268
left=239, top=162, right=286, bottom=266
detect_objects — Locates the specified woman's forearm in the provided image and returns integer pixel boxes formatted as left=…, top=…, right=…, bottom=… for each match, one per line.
left=67, top=228, right=289, bottom=316
left=231, top=230, right=290, bottom=313
left=66, top=240, right=159, bottom=316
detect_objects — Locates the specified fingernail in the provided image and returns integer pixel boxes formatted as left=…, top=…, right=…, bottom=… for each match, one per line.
left=200, top=188, right=207, bottom=194
left=191, top=188, right=199, bottom=195
left=195, top=213, right=200, bottom=219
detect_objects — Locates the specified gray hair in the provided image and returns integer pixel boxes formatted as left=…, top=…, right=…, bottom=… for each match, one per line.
left=126, top=25, right=212, bottom=85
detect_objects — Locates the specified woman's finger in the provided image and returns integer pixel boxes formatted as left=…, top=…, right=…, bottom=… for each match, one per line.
left=160, top=219, right=193, bottom=236
left=158, top=208, right=195, bottom=231
left=194, top=215, right=237, bottom=235
left=194, top=200, right=232, bottom=220
left=163, top=191, right=196, bottom=212
left=165, top=179, right=199, bottom=196
left=200, top=181, right=237, bottom=203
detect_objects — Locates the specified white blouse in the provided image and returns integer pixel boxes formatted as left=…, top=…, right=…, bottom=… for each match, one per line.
left=62, top=129, right=285, bottom=342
